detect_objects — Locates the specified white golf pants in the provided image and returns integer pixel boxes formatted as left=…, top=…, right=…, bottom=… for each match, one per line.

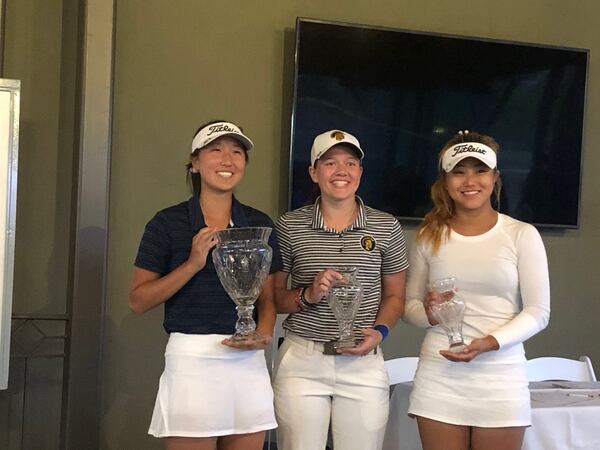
left=273, top=333, right=390, bottom=450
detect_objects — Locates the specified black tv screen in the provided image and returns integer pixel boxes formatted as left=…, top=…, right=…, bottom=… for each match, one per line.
left=289, top=18, right=588, bottom=228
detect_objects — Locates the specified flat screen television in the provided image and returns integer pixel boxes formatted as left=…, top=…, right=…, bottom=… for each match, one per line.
left=289, top=18, right=588, bottom=228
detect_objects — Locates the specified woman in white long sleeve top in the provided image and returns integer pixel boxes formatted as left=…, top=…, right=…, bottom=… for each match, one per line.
left=403, top=130, right=550, bottom=450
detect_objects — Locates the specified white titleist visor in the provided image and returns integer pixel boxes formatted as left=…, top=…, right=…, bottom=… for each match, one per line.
left=441, top=142, right=497, bottom=172
left=191, top=122, right=253, bottom=153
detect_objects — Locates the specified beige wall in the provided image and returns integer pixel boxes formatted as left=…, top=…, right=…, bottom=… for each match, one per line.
left=105, top=0, right=600, bottom=448
left=1, top=0, right=79, bottom=447
left=4, top=0, right=77, bottom=316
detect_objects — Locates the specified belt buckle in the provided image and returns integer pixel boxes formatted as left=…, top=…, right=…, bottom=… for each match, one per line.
left=322, top=341, right=338, bottom=355
left=323, top=340, right=378, bottom=355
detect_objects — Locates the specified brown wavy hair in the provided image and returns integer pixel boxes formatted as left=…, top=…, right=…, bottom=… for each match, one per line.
left=417, top=131, right=502, bottom=253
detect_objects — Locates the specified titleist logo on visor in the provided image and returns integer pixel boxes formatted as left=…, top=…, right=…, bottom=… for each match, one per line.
left=191, top=121, right=253, bottom=153
left=441, top=141, right=496, bottom=172
left=206, top=124, right=239, bottom=136
left=450, top=144, right=487, bottom=157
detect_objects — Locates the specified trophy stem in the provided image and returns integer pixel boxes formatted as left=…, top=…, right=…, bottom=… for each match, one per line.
left=447, top=328, right=465, bottom=353
left=334, top=319, right=356, bottom=349
left=232, top=304, right=257, bottom=341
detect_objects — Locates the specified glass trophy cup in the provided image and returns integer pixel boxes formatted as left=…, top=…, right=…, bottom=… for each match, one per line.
left=429, top=277, right=466, bottom=352
left=326, top=266, right=363, bottom=349
left=212, top=227, right=273, bottom=341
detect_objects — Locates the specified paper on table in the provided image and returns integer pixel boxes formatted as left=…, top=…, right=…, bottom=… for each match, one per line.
left=529, top=381, right=600, bottom=390
left=531, top=389, right=600, bottom=408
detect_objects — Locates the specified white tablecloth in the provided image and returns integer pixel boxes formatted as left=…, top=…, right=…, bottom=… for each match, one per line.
left=382, top=381, right=600, bottom=450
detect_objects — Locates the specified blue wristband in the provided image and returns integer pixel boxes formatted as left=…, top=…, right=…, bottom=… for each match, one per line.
left=373, top=324, right=389, bottom=341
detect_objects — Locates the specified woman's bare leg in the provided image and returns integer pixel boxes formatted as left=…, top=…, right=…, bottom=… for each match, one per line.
left=166, top=436, right=217, bottom=450
left=471, top=426, right=525, bottom=450
left=218, top=431, right=266, bottom=450
left=416, top=416, right=470, bottom=450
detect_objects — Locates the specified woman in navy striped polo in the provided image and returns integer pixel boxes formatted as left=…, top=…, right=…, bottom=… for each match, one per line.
left=129, top=120, right=281, bottom=450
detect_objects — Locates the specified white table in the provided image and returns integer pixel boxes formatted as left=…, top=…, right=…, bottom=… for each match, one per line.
left=382, top=381, right=600, bottom=450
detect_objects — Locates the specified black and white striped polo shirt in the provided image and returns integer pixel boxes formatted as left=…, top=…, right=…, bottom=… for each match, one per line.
left=276, top=197, right=409, bottom=342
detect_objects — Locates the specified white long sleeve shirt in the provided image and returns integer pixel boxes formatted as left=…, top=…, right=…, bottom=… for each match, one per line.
left=403, top=214, right=550, bottom=363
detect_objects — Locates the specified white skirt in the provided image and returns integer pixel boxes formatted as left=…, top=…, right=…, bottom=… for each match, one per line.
left=408, top=355, right=530, bottom=427
left=148, top=333, right=277, bottom=438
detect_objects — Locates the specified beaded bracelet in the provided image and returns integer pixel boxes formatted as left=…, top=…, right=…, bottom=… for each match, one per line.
left=294, top=288, right=306, bottom=311
left=299, top=287, right=312, bottom=310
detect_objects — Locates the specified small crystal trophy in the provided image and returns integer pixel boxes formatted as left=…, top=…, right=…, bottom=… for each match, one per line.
left=212, top=227, right=272, bottom=341
left=326, top=266, right=363, bottom=349
left=429, top=277, right=466, bottom=352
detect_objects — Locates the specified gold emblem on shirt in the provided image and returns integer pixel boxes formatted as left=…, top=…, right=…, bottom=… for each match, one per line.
left=361, top=235, right=376, bottom=252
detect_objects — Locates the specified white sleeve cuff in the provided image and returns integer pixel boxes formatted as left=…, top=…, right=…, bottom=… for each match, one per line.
left=491, top=308, right=550, bottom=349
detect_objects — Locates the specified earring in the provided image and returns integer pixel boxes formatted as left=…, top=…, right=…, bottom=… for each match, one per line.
left=190, top=167, right=198, bottom=173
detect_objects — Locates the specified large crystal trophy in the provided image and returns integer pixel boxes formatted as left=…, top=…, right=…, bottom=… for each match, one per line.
left=212, top=227, right=272, bottom=341
left=429, top=277, right=466, bottom=352
left=326, top=266, right=363, bottom=349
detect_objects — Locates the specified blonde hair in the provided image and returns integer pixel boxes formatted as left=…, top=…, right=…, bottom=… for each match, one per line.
left=417, top=131, right=502, bottom=253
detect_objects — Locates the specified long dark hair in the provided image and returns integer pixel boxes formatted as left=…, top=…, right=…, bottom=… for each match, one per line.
left=185, top=119, right=249, bottom=195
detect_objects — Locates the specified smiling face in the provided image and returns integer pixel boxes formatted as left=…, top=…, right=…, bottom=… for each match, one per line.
left=191, top=136, right=247, bottom=194
left=444, top=157, right=499, bottom=214
left=308, top=145, right=363, bottom=203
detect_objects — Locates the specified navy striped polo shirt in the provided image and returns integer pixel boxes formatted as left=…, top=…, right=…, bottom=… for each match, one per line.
left=134, top=196, right=282, bottom=334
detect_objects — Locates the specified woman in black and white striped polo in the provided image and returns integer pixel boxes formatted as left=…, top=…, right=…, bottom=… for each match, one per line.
left=273, top=129, right=409, bottom=450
